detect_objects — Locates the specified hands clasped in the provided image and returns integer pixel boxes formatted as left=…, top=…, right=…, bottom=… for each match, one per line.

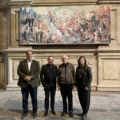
left=24, top=76, right=32, bottom=81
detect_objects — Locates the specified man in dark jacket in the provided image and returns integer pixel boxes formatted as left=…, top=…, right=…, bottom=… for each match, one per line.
left=58, top=55, right=75, bottom=118
left=40, top=56, right=58, bottom=116
left=17, top=50, right=40, bottom=119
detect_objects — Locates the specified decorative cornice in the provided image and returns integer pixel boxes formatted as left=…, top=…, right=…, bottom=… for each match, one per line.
left=98, top=0, right=120, bottom=4
left=4, top=48, right=96, bottom=53
left=0, top=0, right=32, bottom=9
left=31, top=0, right=98, bottom=6
left=0, top=0, right=120, bottom=9
left=0, top=0, right=98, bottom=9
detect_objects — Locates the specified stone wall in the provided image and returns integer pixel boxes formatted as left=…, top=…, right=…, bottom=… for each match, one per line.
left=0, top=0, right=120, bottom=91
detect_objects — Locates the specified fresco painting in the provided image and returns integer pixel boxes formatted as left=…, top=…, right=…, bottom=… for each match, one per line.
left=20, top=6, right=111, bottom=45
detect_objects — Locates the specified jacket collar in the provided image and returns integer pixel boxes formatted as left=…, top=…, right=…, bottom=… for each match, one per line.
left=47, top=63, right=53, bottom=67
left=62, top=62, right=68, bottom=67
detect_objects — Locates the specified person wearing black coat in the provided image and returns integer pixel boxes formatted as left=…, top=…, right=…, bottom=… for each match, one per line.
left=75, top=56, right=92, bottom=120
left=40, top=56, right=58, bottom=116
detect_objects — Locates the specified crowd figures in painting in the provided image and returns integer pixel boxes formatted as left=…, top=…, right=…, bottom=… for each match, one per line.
left=20, top=6, right=110, bottom=45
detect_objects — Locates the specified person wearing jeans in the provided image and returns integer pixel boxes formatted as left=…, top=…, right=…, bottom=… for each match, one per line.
left=17, top=50, right=40, bottom=119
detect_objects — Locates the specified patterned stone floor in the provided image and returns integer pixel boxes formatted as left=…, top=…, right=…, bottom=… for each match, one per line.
left=0, top=90, right=120, bottom=120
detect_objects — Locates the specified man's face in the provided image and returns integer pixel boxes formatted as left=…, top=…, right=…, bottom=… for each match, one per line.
left=26, top=51, right=33, bottom=61
left=48, top=57, right=54, bottom=65
left=62, top=55, right=68, bottom=64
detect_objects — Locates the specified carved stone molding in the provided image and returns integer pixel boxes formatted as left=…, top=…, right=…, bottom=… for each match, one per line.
left=98, top=0, right=120, bottom=4
left=97, top=55, right=120, bottom=91
left=0, top=0, right=31, bottom=9
left=31, top=0, right=98, bottom=6
left=1, top=0, right=120, bottom=9
left=4, top=48, right=97, bottom=90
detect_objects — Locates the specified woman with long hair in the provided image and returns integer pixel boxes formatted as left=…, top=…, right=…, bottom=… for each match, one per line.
left=75, top=56, right=92, bottom=120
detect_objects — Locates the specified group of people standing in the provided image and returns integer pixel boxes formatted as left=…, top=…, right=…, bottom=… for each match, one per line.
left=17, top=50, right=92, bottom=120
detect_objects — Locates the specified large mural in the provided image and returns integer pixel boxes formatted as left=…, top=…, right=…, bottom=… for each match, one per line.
left=20, top=6, right=111, bottom=45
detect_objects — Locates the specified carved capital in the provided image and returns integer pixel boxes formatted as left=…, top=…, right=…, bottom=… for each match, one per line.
left=0, top=0, right=32, bottom=9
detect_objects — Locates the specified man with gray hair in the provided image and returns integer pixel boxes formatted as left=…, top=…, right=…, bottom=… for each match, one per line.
left=58, top=55, right=75, bottom=118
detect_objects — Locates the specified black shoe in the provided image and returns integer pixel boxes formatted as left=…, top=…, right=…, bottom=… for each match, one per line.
left=33, top=112, right=37, bottom=118
left=51, top=110, right=56, bottom=115
left=81, top=114, right=87, bottom=120
left=21, top=112, right=27, bottom=119
left=44, top=111, right=48, bottom=116
left=69, top=112, right=74, bottom=118
left=61, top=111, right=67, bottom=116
